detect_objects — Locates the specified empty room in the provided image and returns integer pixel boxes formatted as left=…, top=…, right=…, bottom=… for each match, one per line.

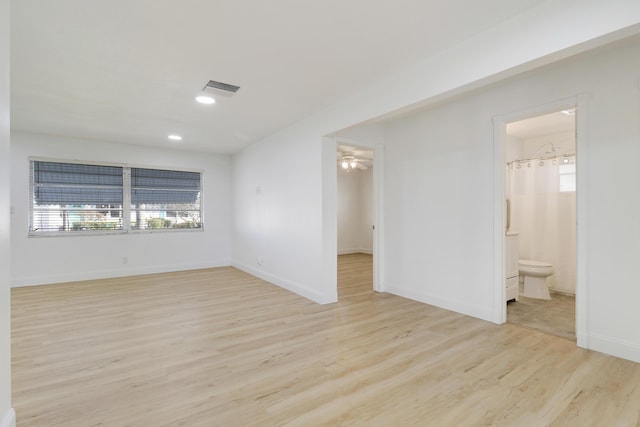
left=2, top=1, right=640, bottom=426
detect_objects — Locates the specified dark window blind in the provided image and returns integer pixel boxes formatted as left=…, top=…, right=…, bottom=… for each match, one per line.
left=130, top=168, right=201, bottom=230
left=131, top=168, right=201, bottom=205
left=33, top=161, right=123, bottom=205
left=31, top=161, right=124, bottom=232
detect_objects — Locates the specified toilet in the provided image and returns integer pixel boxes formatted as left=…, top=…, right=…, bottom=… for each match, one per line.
left=518, top=259, right=553, bottom=300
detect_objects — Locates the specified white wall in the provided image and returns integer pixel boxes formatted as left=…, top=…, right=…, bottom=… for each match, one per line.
left=383, top=39, right=640, bottom=362
left=337, top=167, right=373, bottom=255
left=384, top=99, right=497, bottom=320
left=232, top=1, right=640, bottom=307
left=232, top=131, right=333, bottom=302
left=232, top=3, right=640, bottom=360
left=10, top=132, right=232, bottom=286
left=0, top=0, right=13, bottom=422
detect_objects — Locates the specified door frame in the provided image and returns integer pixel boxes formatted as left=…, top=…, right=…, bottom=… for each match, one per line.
left=492, top=94, right=589, bottom=349
left=322, top=136, right=385, bottom=297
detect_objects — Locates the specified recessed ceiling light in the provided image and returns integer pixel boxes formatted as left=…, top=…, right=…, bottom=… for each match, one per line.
left=168, top=134, right=183, bottom=141
left=195, top=95, right=216, bottom=105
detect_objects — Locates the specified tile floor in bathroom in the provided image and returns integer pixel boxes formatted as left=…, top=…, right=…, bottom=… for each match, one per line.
left=507, top=291, right=576, bottom=341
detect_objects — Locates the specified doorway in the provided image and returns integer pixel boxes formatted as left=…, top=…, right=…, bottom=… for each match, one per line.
left=336, top=143, right=375, bottom=299
left=504, top=108, right=577, bottom=340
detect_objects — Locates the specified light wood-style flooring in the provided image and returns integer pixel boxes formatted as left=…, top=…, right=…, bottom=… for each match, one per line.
left=12, top=253, right=640, bottom=426
left=507, top=292, right=576, bottom=341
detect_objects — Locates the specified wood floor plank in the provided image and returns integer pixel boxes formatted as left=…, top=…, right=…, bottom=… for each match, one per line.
left=11, top=254, right=640, bottom=426
left=507, top=292, right=576, bottom=341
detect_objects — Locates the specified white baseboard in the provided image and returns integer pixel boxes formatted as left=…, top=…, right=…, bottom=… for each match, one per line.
left=549, top=288, right=575, bottom=297
left=10, top=259, right=231, bottom=287
left=576, top=331, right=589, bottom=349
left=385, top=284, right=494, bottom=323
left=587, top=332, right=640, bottom=364
left=1, top=409, right=15, bottom=427
left=337, top=248, right=373, bottom=255
left=232, top=261, right=335, bottom=305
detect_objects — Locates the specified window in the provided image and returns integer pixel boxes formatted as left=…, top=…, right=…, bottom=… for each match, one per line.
left=559, top=163, right=576, bottom=192
left=130, top=167, right=202, bottom=230
left=31, top=162, right=124, bottom=232
left=30, top=160, right=202, bottom=235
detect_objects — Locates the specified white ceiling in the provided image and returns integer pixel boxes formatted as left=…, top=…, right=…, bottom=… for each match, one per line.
left=11, top=0, right=541, bottom=155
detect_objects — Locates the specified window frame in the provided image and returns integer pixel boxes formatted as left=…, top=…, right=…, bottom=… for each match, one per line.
left=29, top=157, right=205, bottom=237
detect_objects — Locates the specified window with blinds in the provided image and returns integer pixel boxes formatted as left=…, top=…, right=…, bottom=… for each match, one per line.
left=30, top=160, right=203, bottom=235
left=130, top=167, right=202, bottom=230
left=31, top=162, right=124, bottom=232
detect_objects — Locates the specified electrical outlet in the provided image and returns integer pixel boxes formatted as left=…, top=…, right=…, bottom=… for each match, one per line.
left=257, top=256, right=262, bottom=265
left=122, top=256, right=128, bottom=264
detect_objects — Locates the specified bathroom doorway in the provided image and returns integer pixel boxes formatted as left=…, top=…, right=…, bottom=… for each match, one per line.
left=504, top=108, right=577, bottom=340
left=336, top=143, right=375, bottom=300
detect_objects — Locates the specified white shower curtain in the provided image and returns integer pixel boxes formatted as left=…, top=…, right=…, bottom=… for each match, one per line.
left=508, top=158, right=576, bottom=294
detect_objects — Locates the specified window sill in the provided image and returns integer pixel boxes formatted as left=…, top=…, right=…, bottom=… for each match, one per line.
left=28, top=227, right=205, bottom=237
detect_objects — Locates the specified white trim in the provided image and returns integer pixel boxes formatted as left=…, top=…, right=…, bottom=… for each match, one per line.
left=1, top=409, right=16, bottom=427
left=372, top=143, right=385, bottom=293
left=385, top=284, right=494, bottom=323
left=492, top=116, right=507, bottom=324
left=10, top=259, right=231, bottom=287
left=122, top=166, right=132, bottom=230
left=330, top=136, right=385, bottom=293
left=321, top=137, right=339, bottom=303
left=232, top=261, right=335, bottom=305
left=27, top=227, right=205, bottom=238
left=574, top=92, right=590, bottom=349
left=28, top=156, right=205, bottom=174
left=493, top=96, right=588, bottom=347
left=588, top=333, right=640, bottom=364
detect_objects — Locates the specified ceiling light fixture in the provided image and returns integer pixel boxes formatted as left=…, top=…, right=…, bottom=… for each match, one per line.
left=168, top=134, right=183, bottom=141
left=339, top=153, right=363, bottom=172
left=195, top=95, right=216, bottom=105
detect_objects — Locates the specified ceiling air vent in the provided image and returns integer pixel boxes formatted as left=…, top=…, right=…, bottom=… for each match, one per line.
left=204, top=80, right=240, bottom=94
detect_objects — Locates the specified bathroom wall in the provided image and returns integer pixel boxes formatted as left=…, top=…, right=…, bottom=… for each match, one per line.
left=337, top=167, right=373, bottom=254
left=520, top=131, right=575, bottom=158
